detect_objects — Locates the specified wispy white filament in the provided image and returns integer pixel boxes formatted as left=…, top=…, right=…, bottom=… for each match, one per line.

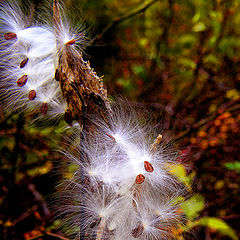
left=57, top=101, right=187, bottom=240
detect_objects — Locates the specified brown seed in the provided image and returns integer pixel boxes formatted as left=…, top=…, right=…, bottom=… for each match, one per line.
left=135, top=174, right=145, bottom=184
left=4, top=32, right=17, bottom=40
left=17, top=75, right=28, bottom=87
left=40, top=103, right=48, bottom=115
left=64, top=110, right=73, bottom=125
left=20, top=58, right=29, bottom=68
left=55, top=69, right=60, bottom=81
left=28, top=90, right=36, bottom=100
left=144, top=161, right=154, bottom=172
left=131, top=223, right=144, bottom=238
left=65, top=39, right=76, bottom=45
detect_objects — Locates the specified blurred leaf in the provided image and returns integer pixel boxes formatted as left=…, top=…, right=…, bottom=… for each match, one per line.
left=181, top=194, right=205, bottom=220
left=198, top=217, right=238, bottom=240
left=193, top=22, right=206, bottom=32
left=226, top=89, right=240, bottom=100
left=224, top=161, right=240, bottom=173
left=169, top=164, right=192, bottom=189
left=177, top=57, right=196, bottom=69
left=178, top=34, right=197, bottom=48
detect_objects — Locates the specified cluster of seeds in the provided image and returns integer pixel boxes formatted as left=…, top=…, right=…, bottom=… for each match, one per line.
left=58, top=103, right=187, bottom=240
left=0, top=1, right=74, bottom=121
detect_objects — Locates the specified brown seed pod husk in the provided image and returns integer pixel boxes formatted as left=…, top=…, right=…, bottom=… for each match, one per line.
left=28, top=90, right=36, bottom=100
left=65, top=39, right=76, bottom=45
left=17, top=75, right=28, bottom=87
left=132, top=222, right=144, bottom=238
left=20, top=58, right=29, bottom=68
left=4, top=32, right=17, bottom=40
left=135, top=174, right=145, bottom=184
left=40, top=103, right=48, bottom=115
left=144, top=161, right=154, bottom=172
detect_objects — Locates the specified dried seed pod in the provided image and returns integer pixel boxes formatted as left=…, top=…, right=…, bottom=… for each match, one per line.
left=65, top=39, right=76, bottom=45
left=17, top=75, right=28, bottom=87
left=131, top=222, right=144, bottom=238
left=64, top=110, right=73, bottom=125
left=144, top=161, right=154, bottom=172
left=40, top=103, right=48, bottom=115
left=28, top=90, right=36, bottom=100
left=135, top=174, right=145, bottom=184
left=55, top=69, right=60, bottom=81
left=20, top=58, right=29, bottom=68
left=4, top=32, right=17, bottom=40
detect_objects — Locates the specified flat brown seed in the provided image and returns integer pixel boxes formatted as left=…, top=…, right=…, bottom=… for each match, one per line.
left=40, top=103, right=48, bottom=115
left=144, top=161, right=154, bottom=172
left=65, top=39, right=76, bottom=45
left=64, top=111, right=73, bottom=125
left=17, top=75, right=28, bottom=87
left=55, top=69, right=60, bottom=81
left=135, top=174, right=145, bottom=184
left=132, top=223, right=144, bottom=238
left=20, top=58, right=29, bottom=68
left=4, top=32, right=17, bottom=40
left=28, top=90, right=36, bottom=100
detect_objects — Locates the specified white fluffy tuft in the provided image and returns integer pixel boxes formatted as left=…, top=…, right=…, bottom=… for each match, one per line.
left=57, top=101, right=188, bottom=239
left=0, top=0, right=87, bottom=122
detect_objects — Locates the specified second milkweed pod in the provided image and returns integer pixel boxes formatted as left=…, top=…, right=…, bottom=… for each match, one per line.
left=28, top=90, right=36, bottom=100
left=4, top=32, right=17, bottom=40
left=135, top=174, right=145, bottom=184
left=17, top=75, right=28, bottom=87
left=40, top=103, right=48, bottom=115
left=144, top=161, right=154, bottom=172
left=20, top=58, right=29, bottom=68
left=131, top=222, right=144, bottom=238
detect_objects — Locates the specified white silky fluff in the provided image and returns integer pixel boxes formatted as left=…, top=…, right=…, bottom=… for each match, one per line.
left=0, top=0, right=82, bottom=121
left=57, top=101, right=187, bottom=240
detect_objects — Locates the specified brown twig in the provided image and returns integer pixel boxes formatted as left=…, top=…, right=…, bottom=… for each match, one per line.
left=175, top=102, right=240, bottom=141
left=100, top=0, right=159, bottom=38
